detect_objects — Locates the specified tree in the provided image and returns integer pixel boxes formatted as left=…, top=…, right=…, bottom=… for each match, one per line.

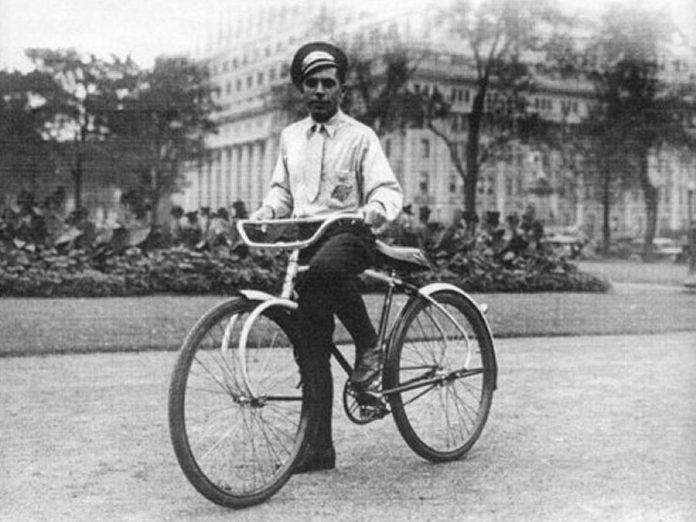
left=110, top=56, right=218, bottom=226
left=24, top=48, right=140, bottom=210
left=0, top=69, right=64, bottom=197
left=420, top=0, right=564, bottom=228
left=588, top=4, right=689, bottom=255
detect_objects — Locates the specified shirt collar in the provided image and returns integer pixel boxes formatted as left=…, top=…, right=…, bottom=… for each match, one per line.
left=307, top=109, right=345, bottom=139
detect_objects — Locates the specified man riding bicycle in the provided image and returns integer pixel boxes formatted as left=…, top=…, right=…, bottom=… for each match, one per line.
left=250, top=41, right=403, bottom=473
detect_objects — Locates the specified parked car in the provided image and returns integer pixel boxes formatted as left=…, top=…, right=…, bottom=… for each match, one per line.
left=542, top=227, right=588, bottom=259
left=650, top=237, right=686, bottom=262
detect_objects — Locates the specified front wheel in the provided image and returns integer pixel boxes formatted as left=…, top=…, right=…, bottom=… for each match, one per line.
left=168, top=297, right=316, bottom=508
left=384, top=289, right=496, bottom=462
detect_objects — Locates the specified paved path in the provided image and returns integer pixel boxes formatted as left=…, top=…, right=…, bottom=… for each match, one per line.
left=2, top=332, right=695, bottom=521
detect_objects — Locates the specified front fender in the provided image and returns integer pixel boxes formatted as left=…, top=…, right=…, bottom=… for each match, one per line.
left=238, top=289, right=298, bottom=310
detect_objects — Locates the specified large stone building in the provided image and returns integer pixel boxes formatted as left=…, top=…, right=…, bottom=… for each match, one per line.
left=175, top=0, right=696, bottom=239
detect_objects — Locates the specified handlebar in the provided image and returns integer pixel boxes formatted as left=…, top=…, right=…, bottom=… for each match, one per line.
left=236, top=212, right=364, bottom=250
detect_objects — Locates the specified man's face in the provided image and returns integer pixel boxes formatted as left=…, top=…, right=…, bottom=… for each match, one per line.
left=301, top=67, right=344, bottom=123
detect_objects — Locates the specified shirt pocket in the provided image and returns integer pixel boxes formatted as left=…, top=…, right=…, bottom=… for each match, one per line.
left=326, top=169, right=358, bottom=208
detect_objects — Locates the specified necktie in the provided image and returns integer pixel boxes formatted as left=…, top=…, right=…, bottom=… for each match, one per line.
left=304, top=124, right=325, bottom=203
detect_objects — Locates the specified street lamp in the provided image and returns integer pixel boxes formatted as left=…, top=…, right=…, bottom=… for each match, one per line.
left=685, top=180, right=696, bottom=289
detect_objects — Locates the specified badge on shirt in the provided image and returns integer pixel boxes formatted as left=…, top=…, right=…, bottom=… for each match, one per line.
left=329, top=171, right=355, bottom=203
left=331, top=183, right=353, bottom=202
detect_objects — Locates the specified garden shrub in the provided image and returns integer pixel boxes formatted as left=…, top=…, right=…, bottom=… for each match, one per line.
left=0, top=239, right=609, bottom=298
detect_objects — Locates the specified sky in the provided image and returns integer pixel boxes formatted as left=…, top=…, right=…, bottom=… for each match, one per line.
left=1, top=0, right=695, bottom=72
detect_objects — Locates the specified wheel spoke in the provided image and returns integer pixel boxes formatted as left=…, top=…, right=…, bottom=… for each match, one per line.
left=169, top=299, right=312, bottom=507
left=388, top=291, right=494, bottom=461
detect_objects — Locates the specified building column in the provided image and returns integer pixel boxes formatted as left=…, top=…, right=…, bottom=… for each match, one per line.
left=239, top=143, right=250, bottom=206
left=223, top=146, right=233, bottom=207
left=495, top=162, right=506, bottom=215
left=213, top=148, right=222, bottom=209
left=261, top=138, right=274, bottom=203
left=249, top=142, right=259, bottom=208
left=575, top=174, right=585, bottom=227
left=230, top=145, right=240, bottom=204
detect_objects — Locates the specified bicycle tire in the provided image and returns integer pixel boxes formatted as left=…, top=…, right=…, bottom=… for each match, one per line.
left=385, top=289, right=495, bottom=462
left=168, top=296, right=317, bottom=508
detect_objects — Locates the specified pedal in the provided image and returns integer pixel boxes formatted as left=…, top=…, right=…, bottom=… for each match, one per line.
left=357, top=400, right=389, bottom=421
left=342, top=380, right=389, bottom=425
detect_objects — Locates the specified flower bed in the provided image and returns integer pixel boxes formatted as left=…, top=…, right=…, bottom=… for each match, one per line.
left=0, top=242, right=609, bottom=298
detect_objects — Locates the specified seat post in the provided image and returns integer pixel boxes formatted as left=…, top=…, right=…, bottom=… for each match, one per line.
left=281, top=250, right=300, bottom=299
left=376, top=270, right=397, bottom=349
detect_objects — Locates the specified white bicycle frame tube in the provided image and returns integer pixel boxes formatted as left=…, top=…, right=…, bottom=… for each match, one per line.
left=235, top=290, right=298, bottom=397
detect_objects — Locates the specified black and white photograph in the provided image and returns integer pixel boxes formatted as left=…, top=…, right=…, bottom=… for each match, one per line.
left=1, top=0, right=695, bottom=520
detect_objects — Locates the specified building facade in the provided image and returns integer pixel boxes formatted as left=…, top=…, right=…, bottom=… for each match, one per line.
left=176, top=0, right=696, bottom=240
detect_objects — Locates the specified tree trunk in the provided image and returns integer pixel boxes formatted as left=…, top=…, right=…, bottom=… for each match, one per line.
left=149, top=167, right=159, bottom=227
left=72, top=154, right=83, bottom=211
left=638, top=152, right=658, bottom=258
left=464, top=90, right=485, bottom=233
left=601, top=167, right=612, bottom=254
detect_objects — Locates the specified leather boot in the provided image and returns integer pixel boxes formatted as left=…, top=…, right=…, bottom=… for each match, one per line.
left=351, top=345, right=383, bottom=388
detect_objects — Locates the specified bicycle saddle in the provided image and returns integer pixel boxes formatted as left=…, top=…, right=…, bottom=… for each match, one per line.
left=374, top=240, right=431, bottom=273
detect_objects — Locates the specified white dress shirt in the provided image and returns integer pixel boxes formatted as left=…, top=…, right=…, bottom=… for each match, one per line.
left=261, top=110, right=403, bottom=222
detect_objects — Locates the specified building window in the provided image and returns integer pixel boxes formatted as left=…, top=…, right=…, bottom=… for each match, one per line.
left=236, top=78, right=242, bottom=91
left=419, top=172, right=429, bottom=195
left=247, top=75, right=253, bottom=88
left=257, top=72, right=264, bottom=85
left=421, top=138, right=430, bottom=158
left=449, top=175, right=457, bottom=194
left=385, top=138, right=392, bottom=157
left=413, top=83, right=420, bottom=94
left=464, top=90, right=470, bottom=103
left=225, top=82, right=231, bottom=94
left=269, top=67, right=276, bottom=81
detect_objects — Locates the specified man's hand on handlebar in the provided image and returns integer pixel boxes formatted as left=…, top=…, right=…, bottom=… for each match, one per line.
left=250, top=205, right=275, bottom=221
left=360, top=203, right=387, bottom=232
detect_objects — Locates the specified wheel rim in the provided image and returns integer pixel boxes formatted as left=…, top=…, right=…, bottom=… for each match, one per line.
left=393, top=296, right=491, bottom=458
left=181, top=307, right=306, bottom=497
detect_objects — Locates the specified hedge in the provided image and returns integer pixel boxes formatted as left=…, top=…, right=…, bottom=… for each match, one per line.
left=0, top=243, right=610, bottom=298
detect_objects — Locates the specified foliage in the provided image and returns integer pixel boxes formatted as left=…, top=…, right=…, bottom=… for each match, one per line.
left=109, top=56, right=218, bottom=226
left=422, top=0, right=568, bottom=223
left=24, top=48, right=141, bottom=208
left=0, top=216, right=609, bottom=297
left=0, top=69, right=56, bottom=187
left=584, top=4, right=691, bottom=255
left=0, top=244, right=285, bottom=297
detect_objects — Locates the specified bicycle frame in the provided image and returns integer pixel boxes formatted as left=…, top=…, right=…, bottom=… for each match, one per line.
left=228, top=214, right=496, bottom=400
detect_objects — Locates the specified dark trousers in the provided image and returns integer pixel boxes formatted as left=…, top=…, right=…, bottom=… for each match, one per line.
left=296, top=223, right=378, bottom=448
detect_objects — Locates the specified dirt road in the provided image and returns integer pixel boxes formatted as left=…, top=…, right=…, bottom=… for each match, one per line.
left=2, top=332, right=695, bottom=521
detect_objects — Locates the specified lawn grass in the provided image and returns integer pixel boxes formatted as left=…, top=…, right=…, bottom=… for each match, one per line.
left=2, top=280, right=693, bottom=357
left=577, top=259, right=691, bottom=286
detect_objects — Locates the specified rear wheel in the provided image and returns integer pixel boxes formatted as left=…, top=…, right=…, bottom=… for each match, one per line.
left=168, top=297, right=316, bottom=508
left=385, top=290, right=495, bottom=462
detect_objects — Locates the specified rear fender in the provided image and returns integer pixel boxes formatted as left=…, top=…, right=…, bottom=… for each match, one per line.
left=389, top=282, right=498, bottom=389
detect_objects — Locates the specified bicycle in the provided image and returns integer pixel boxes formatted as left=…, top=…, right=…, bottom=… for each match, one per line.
left=168, top=213, right=498, bottom=508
